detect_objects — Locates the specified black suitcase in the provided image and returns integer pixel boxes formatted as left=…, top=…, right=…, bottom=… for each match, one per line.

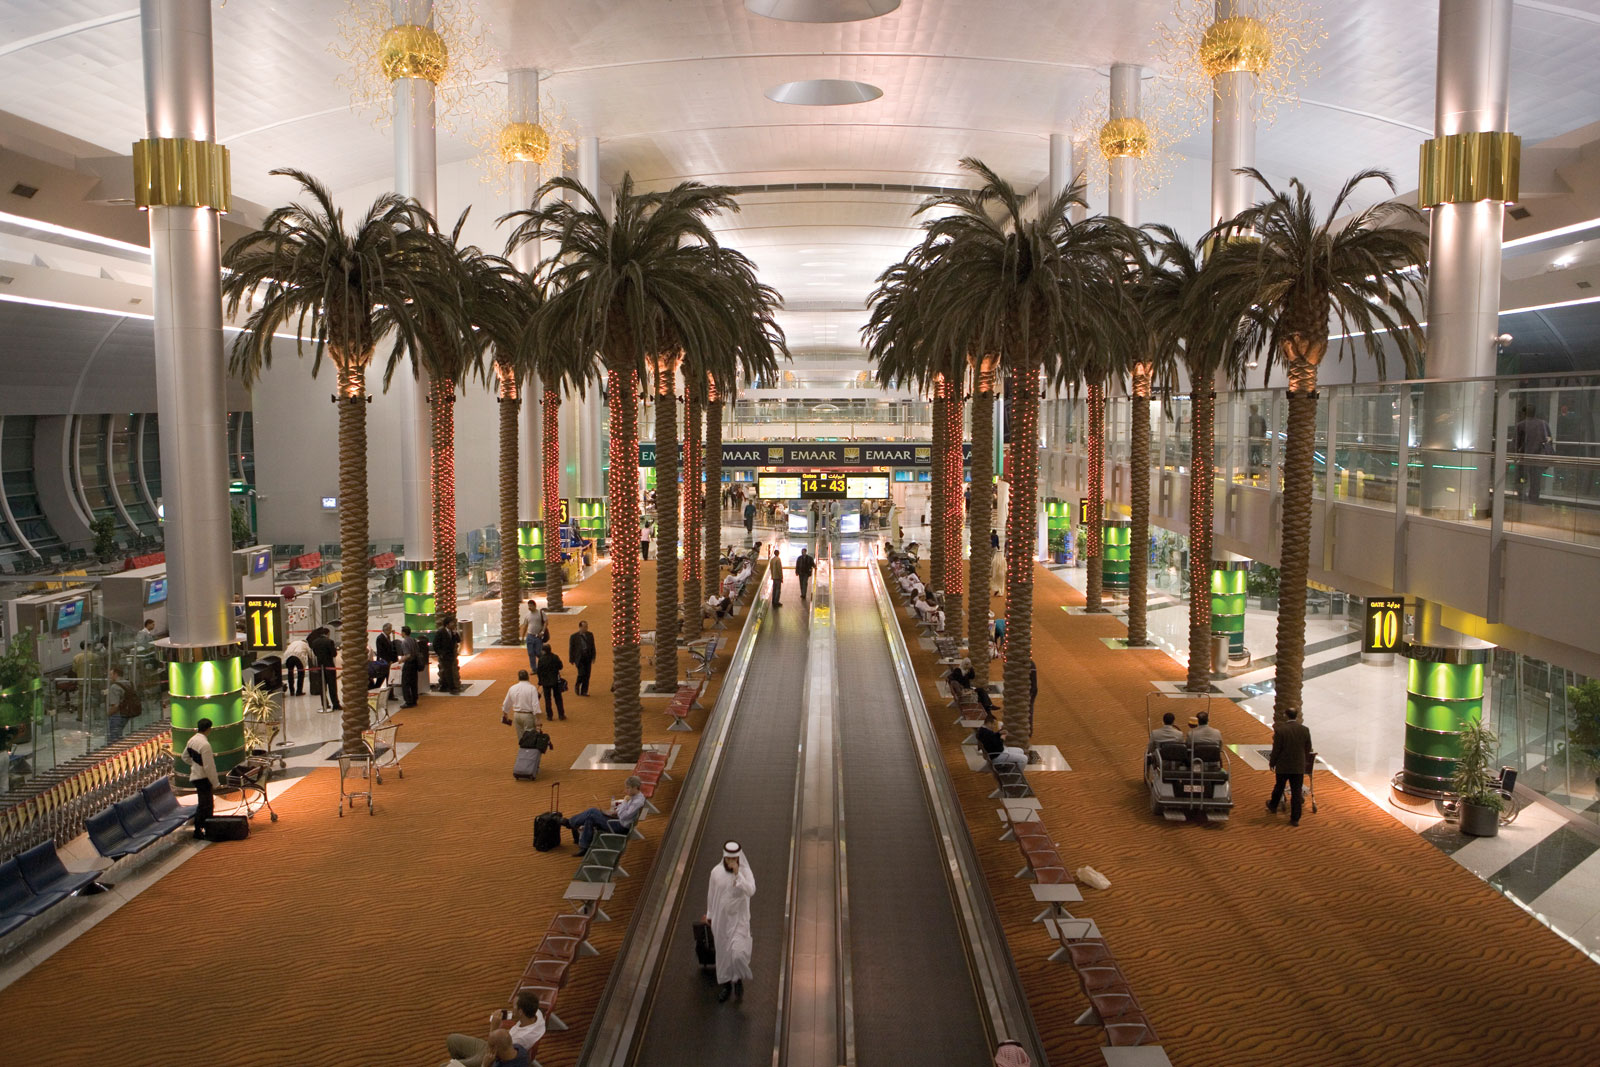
left=532, top=784, right=563, bottom=851
left=692, top=919, right=716, bottom=970
left=513, top=748, right=542, bottom=781
left=204, top=814, right=250, bottom=841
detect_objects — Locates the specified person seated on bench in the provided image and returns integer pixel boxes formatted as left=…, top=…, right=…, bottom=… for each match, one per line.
left=946, top=661, right=995, bottom=717
left=561, top=776, right=648, bottom=856
left=1147, top=711, right=1184, bottom=759
left=1188, top=709, right=1222, bottom=749
left=704, top=593, right=735, bottom=620
left=912, top=592, right=943, bottom=630
left=723, top=560, right=753, bottom=597
left=975, top=724, right=1028, bottom=773
left=897, top=571, right=924, bottom=597
left=442, top=989, right=545, bottom=1067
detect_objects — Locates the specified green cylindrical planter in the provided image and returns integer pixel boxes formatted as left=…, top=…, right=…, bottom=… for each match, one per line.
left=1210, top=561, right=1249, bottom=655
left=518, top=521, right=546, bottom=586
left=1398, top=644, right=1491, bottom=798
left=1102, top=517, right=1131, bottom=591
left=401, top=559, right=436, bottom=632
left=165, top=644, right=246, bottom=782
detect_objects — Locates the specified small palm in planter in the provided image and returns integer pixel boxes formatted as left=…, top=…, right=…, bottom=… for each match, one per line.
left=1453, top=718, right=1504, bottom=837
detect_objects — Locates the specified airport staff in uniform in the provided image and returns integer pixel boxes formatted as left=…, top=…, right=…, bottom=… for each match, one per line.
left=706, top=840, right=755, bottom=1003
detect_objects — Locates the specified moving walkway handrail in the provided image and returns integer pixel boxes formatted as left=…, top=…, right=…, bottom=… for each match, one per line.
left=865, top=560, right=1046, bottom=1064
left=578, top=561, right=777, bottom=1067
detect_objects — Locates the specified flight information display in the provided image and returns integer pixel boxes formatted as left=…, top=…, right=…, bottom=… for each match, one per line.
left=846, top=475, right=889, bottom=499
left=757, top=474, right=801, bottom=499
left=801, top=471, right=849, bottom=499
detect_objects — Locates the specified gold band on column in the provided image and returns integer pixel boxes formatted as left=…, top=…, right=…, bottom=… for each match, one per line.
left=1418, top=131, right=1520, bottom=207
left=132, top=138, right=231, bottom=212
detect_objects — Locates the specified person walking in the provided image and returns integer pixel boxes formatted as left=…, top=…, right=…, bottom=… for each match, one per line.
left=184, top=717, right=220, bottom=840
left=536, top=645, right=567, bottom=721
left=399, top=625, right=422, bottom=708
left=705, top=840, right=756, bottom=1003
left=1267, top=708, right=1315, bottom=826
left=1513, top=403, right=1554, bottom=503
left=432, top=615, right=460, bottom=693
left=525, top=618, right=545, bottom=675
left=105, top=666, right=136, bottom=742
left=743, top=500, right=756, bottom=539
left=308, top=626, right=340, bottom=710
left=568, top=620, right=597, bottom=696
left=794, top=547, right=816, bottom=600
left=502, top=669, right=541, bottom=736
left=770, top=551, right=784, bottom=608
left=991, top=549, right=1005, bottom=598
left=641, top=519, right=653, bottom=560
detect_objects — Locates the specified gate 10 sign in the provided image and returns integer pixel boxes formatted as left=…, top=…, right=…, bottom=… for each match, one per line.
left=1364, top=596, right=1405, bottom=654
left=244, top=594, right=286, bottom=653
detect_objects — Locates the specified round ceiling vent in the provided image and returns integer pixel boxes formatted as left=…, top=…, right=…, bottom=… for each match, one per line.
left=765, top=79, right=883, bottom=106
left=745, top=0, right=901, bottom=22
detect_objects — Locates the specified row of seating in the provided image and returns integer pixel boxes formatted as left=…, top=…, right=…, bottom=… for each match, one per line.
left=0, top=842, right=102, bottom=937
left=663, top=679, right=707, bottom=733
left=85, top=778, right=192, bottom=861
left=0, top=728, right=171, bottom=863
left=686, top=636, right=720, bottom=679
left=886, top=562, right=1166, bottom=1058
left=509, top=907, right=598, bottom=1057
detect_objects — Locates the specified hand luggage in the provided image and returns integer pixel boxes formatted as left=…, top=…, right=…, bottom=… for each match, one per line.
left=518, top=728, right=552, bottom=752
left=204, top=814, right=250, bottom=841
left=532, top=784, right=563, bottom=851
left=513, top=747, right=543, bottom=781
left=692, top=919, right=716, bottom=970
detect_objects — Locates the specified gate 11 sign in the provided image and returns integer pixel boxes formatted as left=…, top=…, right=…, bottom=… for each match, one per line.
left=1364, top=596, right=1404, bottom=654
left=244, top=594, right=286, bottom=653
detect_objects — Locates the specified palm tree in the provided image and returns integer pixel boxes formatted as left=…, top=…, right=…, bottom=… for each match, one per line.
left=681, top=369, right=705, bottom=643
left=965, top=352, right=999, bottom=686
left=222, top=169, right=445, bottom=752
left=504, top=175, right=783, bottom=760
left=1122, top=268, right=1178, bottom=649
left=1208, top=169, right=1426, bottom=722
left=1143, top=225, right=1255, bottom=691
left=880, top=161, right=1140, bottom=747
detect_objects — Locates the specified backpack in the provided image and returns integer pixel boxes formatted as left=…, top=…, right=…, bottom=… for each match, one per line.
left=114, top=681, right=140, bottom=719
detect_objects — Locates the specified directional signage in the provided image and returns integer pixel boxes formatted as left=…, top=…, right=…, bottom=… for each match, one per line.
left=640, top=441, right=971, bottom=468
left=801, top=471, right=849, bottom=499
left=1364, top=596, right=1405, bottom=654
left=243, top=594, right=286, bottom=653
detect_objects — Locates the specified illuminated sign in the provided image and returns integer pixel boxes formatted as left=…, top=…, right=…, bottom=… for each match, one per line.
left=801, top=471, right=848, bottom=499
left=244, top=594, right=286, bottom=653
left=1364, top=596, right=1405, bottom=655
left=559, top=497, right=570, bottom=525
left=757, top=474, right=801, bottom=499
left=847, top=475, right=890, bottom=499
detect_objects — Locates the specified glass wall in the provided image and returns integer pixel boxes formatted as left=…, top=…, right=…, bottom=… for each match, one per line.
left=1491, top=651, right=1598, bottom=827
left=1, top=415, right=61, bottom=557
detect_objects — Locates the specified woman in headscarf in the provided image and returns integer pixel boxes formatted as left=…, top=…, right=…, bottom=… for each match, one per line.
left=993, top=1040, right=1031, bottom=1066
left=705, top=840, right=756, bottom=1003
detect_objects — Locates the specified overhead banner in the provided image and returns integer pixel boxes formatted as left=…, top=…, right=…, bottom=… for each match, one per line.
left=639, top=441, right=970, bottom=468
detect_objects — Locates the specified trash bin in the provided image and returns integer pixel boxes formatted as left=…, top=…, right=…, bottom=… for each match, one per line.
left=1210, top=634, right=1230, bottom=676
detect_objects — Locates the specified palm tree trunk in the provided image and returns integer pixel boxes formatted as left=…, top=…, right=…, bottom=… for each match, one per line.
left=681, top=389, right=703, bottom=643
left=1273, top=358, right=1322, bottom=723
left=942, top=379, right=964, bottom=642
left=542, top=388, right=565, bottom=612
left=431, top=378, right=457, bottom=617
left=1002, top=363, right=1039, bottom=749
left=336, top=365, right=372, bottom=753
left=1125, top=363, right=1153, bottom=647
left=1085, top=380, right=1106, bottom=613
left=703, top=396, right=724, bottom=605
left=606, top=363, right=643, bottom=763
left=967, top=365, right=996, bottom=687
left=496, top=366, right=521, bottom=645
left=1185, top=387, right=1216, bottom=692
left=929, top=386, right=947, bottom=594
left=652, top=364, right=681, bottom=690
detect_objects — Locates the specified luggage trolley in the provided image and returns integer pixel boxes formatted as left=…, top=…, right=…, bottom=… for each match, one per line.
left=337, top=749, right=375, bottom=816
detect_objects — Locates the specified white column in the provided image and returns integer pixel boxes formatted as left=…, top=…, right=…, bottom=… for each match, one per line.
left=1107, top=63, right=1141, bottom=226
left=508, top=68, right=543, bottom=522
left=1209, top=0, right=1258, bottom=226
left=557, top=144, right=581, bottom=502
left=1047, top=132, right=1072, bottom=208
left=140, top=0, right=232, bottom=648
left=392, top=0, right=435, bottom=565
left=576, top=135, right=606, bottom=499
left=1069, top=137, right=1090, bottom=222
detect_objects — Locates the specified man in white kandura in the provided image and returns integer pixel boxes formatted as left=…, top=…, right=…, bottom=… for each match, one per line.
left=705, top=840, right=756, bottom=1003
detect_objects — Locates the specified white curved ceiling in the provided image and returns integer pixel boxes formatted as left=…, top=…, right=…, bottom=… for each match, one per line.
left=2, top=0, right=1599, bottom=367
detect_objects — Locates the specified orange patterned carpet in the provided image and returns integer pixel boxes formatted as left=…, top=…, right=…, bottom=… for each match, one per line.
left=1, top=561, right=730, bottom=1067
left=888, top=561, right=1600, bottom=1067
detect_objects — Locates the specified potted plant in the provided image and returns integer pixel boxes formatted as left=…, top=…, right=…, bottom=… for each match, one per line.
left=231, top=504, right=254, bottom=550
left=1247, top=564, right=1281, bottom=611
left=1452, top=717, right=1504, bottom=837
left=90, top=515, right=118, bottom=562
left=0, top=628, right=43, bottom=794
left=1563, top=678, right=1600, bottom=792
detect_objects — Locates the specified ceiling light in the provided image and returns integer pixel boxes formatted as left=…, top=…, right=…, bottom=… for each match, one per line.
left=1552, top=255, right=1576, bottom=269
left=766, top=79, right=883, bottom=106
left=745, top=0, right=900, bottom=22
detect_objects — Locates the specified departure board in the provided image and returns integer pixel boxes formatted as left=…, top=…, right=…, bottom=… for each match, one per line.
left=757, top=474, right=801, bottom=499
left=847, top=475, right=890, bottom=498
left=801, top=471, right=849, bottom=499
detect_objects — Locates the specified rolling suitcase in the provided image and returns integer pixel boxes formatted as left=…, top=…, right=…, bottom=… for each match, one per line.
left=692, top=919, right=716, bottom=971
left=532, top=783, right=563, bottom=852
left=513, top=747, right=543, bottom=781
left=204, top=814, right=250, bottom=841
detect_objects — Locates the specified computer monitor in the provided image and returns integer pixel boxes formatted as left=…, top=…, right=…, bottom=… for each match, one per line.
left=145, top=577, right=168, bottom=605
left=54, top=597, right=86, bottom=631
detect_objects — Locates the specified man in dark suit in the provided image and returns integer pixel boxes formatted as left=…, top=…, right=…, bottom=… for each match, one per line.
left=1268, top=708, right=1315, bottom=826
left=569, top=620, right=597, bottom=696
left=432, top=616, right=460, bottom=693
left=374, top=622, right=399, bottom=666
left=794, top=547, right=816, bottom=600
